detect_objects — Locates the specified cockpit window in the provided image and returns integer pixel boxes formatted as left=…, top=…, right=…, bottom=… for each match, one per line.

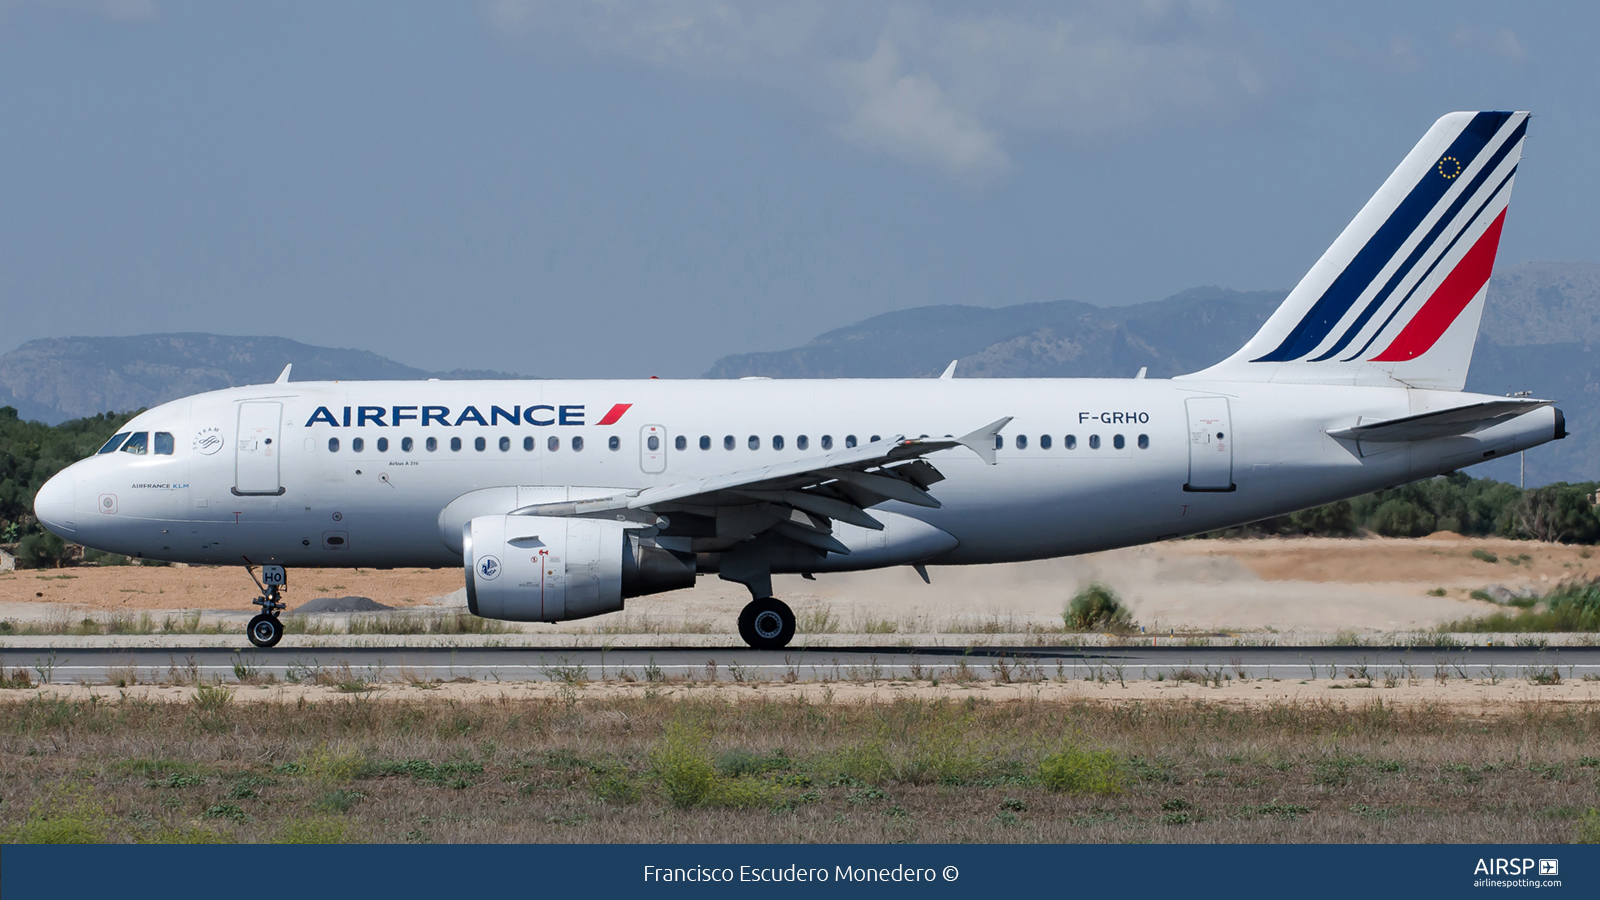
left=154, top=432, right=174, bottom=455
left=120, top=432, right=149, bottom=455
left=97, top=432, right=131, bottom=455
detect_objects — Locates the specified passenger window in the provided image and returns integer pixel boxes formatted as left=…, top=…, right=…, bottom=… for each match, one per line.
left=1065, top=434, right=1076, bottom=450
left=674, top=435, right=686, bottom=451
left=724, top=435, right=735, bottom=450
left=572, top=436, right=584, bottom=451
left=1016, top=435, right=1028, bottom=450
left=352, top=437, right=364, bottom=453
left=98, top=432, right=130, bottom=454
left=450, top=437, right=461, bottom=452
left=1113, top=434, right=1125, bottom=450
left=499, top=436, right=511, bottom=452
left=548, top=436, right=560, bottom=452
left=474, top=437, right=486, bottom=452
left=1040, top=434, right=1052, bottom=450
left=1089, top=434, right=1101, bottom=449
left=772, top=435, right=784, bottom=451
left=525, top=436, right=536, bottom=451
left=748, top=435, right=760, bottom=450
left=797, top=435, right=809, bottom=451
left=647, top=435, right=660, bottom=451
left=121, top=432, right=148, bottom=455
left=401, top=437, right=413, bottom=452
left=1138, top=434, right=1149, bottom=449
left=821, top=435, right=833, bottom=450
left=328, top=437, right=340, bottom=452
left=426, top=437, right=438, bottom=452
left=699, top=435, right=711, bottom=450
left=845, top=435, right=857, bottom=448
left=377, top=437, right=389, bottom=452
left=609, top=436, right=621, bottom=451
left=154, top=432, right=174, bottom=455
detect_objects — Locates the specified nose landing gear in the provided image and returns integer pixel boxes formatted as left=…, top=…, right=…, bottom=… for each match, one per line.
left=737, top=597, right=795, bottom=650
left=245, top=564, right=287, bottom=648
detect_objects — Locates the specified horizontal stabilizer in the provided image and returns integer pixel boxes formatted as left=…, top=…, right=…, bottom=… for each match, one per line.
left=1327, top=398, right=1551, bottom=443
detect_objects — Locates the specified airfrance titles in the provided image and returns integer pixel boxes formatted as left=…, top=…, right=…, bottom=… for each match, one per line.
left=304, top=403, right=632, bottom=429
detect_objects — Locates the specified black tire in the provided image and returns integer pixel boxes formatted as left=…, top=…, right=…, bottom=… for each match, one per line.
left=247, top=613, right=284, bottom=648
left=738, top=597, right=795, bottom=650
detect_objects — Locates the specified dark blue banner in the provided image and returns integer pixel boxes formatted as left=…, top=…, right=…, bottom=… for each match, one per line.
left=3, top=844, right=1596, bottom=899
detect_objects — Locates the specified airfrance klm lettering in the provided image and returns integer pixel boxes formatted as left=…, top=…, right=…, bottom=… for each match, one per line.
left=304, top=403, right=631, bottom=428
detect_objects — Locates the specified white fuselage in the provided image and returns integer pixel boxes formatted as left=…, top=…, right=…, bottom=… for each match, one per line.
left=34, top=377, right=1560, bottom=575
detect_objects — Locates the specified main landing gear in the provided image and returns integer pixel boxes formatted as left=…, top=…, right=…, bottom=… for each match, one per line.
left=245, top=564, right=288, bottom=648
left=738, top=597, right=795, bottom=650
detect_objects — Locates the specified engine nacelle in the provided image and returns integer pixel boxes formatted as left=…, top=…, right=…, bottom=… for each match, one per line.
left=463, top=515, right=694, bottom=622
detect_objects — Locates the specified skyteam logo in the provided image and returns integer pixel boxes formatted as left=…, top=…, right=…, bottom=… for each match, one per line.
left=193, top=427, right=224, bottom=455
left=1252, top=111, right=1526, bottom=365
left=477, top=555, right=501, bottom=581
left=304, top=403, right=632, bottom=428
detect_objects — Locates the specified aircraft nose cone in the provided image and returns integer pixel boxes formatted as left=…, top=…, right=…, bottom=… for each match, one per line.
left=33, top=471, right=76, bottom=535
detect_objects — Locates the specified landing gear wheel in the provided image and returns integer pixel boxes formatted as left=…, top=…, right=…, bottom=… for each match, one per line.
left=247, top=614, right=284, bottom=648
left=738, top=597, right=795, bottom=650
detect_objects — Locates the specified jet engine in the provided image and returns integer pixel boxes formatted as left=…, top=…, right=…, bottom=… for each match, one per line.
left=463, top=515, right=695, bottom=622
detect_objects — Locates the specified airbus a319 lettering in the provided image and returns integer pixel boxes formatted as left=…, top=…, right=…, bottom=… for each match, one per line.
left=35, top=111, right=1563, bottom=649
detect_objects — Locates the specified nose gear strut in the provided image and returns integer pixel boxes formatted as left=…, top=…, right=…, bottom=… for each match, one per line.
left=244, top=563, right=287, bottom=648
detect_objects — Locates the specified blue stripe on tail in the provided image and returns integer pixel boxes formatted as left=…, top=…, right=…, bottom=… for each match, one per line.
left=1251, top=111, right=1513, bottom=363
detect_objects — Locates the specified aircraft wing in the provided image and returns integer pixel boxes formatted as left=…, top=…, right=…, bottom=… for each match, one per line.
left=506, top=417, right=1012, bottom=555
left=1327, top=399, right=1551, bottom=443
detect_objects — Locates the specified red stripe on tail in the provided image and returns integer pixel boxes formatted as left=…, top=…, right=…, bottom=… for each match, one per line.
left=1371, top=209, right=1507, bottom=362
left=595, top=403, right=632, bottom=426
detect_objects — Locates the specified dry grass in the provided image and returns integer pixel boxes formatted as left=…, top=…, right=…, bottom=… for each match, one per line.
left=0, top=692, right=1597, bottom=844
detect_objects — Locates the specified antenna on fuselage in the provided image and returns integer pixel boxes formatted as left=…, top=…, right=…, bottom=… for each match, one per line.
left=939, top=360, right=957, bottom=380
left=274, top=364, right=292, bottom=384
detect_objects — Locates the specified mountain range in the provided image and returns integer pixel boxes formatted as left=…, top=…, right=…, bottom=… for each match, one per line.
left=3, top=261, right=1596, bottom=485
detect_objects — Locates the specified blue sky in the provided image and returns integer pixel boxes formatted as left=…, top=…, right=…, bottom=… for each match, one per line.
left=1, top=1, right=1594, bottom=377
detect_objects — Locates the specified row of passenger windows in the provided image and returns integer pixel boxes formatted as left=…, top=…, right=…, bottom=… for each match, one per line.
left=1003, top=433, right=1150, bottom=450
left=326, top=433, right=881, bottom=454
left=323, top=432, right=1151, bottom=454
left=97, top=431, right=175, bottom=456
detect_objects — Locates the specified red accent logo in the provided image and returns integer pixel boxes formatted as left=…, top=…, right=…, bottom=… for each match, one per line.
left=595, top=403, right=632, bottom=426
left=1372, top=209, right=1507, bottom=362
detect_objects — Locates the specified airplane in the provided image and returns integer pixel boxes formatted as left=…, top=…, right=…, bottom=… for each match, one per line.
left=32, top=110, right=1563, bottom=650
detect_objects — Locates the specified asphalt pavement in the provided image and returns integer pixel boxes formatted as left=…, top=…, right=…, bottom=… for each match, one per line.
left=5, top=644, right=1597, bottom=684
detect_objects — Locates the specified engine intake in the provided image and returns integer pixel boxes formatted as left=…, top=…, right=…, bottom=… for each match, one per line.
left=464, top=515, right=694, bottom=622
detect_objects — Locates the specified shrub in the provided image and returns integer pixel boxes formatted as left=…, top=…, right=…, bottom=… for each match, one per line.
left=1065, top=584, right=1137, bottom=632
left=716, top=748, right=790, bottom=777
left=651, top=723, right=779, bottom=809
left=1040, top=746, right=1124, bottom=795
left=15, top=530, right=69, bottom=569
left=1441, top=578, right=1600, bottom=633
left=1367, top=499, right=1436, bottom=537
left=1578, top=809, right=1600, bottom=844
left=82, top=548, right=131, bottom=566
left=299, top=744, right=367, bottom=785
left=274, top=815, right=357, bottom=844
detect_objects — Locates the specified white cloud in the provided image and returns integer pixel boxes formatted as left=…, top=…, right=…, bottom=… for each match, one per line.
left=829, top=39, right=1007, bottom=175
left=487, top=1, right=1275, bottom=178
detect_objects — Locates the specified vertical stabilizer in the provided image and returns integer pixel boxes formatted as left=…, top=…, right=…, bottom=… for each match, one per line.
left=1182, top=111, right=1528, bottom=390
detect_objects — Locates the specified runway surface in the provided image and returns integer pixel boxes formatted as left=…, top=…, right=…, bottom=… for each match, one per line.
left=5, top=644, right=1598, bottom=684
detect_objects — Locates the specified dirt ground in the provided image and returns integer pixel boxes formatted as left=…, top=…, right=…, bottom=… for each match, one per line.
left=10, top=672, right=1600, bottom=711
left=0, top=534, right=1594, bottom=633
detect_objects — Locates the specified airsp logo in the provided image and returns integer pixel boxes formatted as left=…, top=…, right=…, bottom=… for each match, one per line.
left=193, top=427, right=224, bottom=456
left=477, top=556, right=502, bottom=581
